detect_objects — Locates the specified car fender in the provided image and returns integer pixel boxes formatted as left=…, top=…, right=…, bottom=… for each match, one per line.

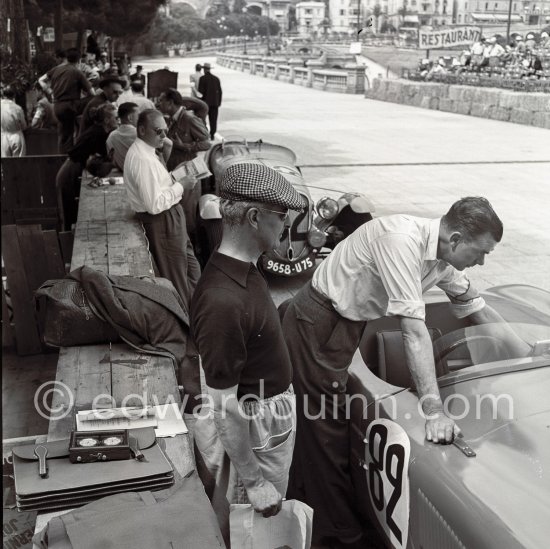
left=337, top=192, right=376, bottom=214
left=199, top=194, right=221, bottom=220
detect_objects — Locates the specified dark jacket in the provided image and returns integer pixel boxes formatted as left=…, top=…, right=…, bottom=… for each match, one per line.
left=166, top=108, right=210, bottom=170
left=198, top=73, right=222, bottom=107
left=68, top=266, right=190, bottom=367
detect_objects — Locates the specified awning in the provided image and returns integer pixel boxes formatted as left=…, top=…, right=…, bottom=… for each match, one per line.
left=493, top=14, right=522, bottom=22
left=471, top=13, right=495, bottom=22
left=404, top=15, right=419, bottom=23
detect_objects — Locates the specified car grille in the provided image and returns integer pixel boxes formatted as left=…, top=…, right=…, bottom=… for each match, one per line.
left=272, top=192, right=312, bottom=262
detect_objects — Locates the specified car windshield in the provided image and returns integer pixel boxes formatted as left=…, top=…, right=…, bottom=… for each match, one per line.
left=436, top=322, right=550, bottom=373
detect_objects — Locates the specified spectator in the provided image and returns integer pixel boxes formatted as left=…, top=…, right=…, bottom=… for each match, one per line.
left=515, top=35, right=527, bottom=54
left=56, top=103, right=118, bottom=229
left=426, top=57, right=448, bottom=80
left=116, top=81, right=155, bottom=113
left=157, top=88, right=210, bottom=170
left=123, top=108, right=200, bottom=310
left=484, top=37, right=505, bottom=68
left=1, top=86, right=27, bottom=157
left=80, top=76, right=124, bottom=134
left=189, top=64, right=203, bottom=98
left=45, top=47, right=93, bottom=152
left=106, top=102, right=138, bottom=171
left=130, top=65, right=146, bottom=87
left=540, top=31, right=550, bottom=49
left=522, top=50, right=543, bottom=78
left=86, top=31, right=101, bottom=60
left=31, top=84, right=57, bottom=129
left=470, top=37, right=486, bottom=67
left=97, top=52, right=111, bottom=74
left=198, top=62, right=222, bottom=140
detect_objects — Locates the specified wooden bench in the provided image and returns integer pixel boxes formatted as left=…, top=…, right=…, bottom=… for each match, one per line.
left=35, top=178, right=218, bottom=540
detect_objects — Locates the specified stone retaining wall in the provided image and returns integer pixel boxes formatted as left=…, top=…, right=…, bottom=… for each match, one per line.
left=365, top=79, right=550, bottom=129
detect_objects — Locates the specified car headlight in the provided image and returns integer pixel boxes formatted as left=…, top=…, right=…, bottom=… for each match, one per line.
left=316, top=197, right=339, bottom=220
left=307, top=226, right=327, bottom=248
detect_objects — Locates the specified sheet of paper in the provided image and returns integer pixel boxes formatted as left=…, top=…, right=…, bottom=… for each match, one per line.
left=75, top=404, right=187, bottom=437
left=76, top=408, right=158, bottom=431
left=153, top=403, right=188, bottom=438
left=230, top=500, right=313, bottom=549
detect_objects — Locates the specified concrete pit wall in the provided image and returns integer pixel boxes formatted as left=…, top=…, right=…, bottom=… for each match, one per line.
left=365, top=78, right=550, bottom=129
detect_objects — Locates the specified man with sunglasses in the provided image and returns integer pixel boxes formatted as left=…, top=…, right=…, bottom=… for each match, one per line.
left=191, top=163, right=306, bottom=544
left=123, top=108, right=200, bottom=313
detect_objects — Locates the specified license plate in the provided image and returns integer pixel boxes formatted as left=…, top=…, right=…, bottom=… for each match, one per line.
left=263, top=254, right=315, bottom=276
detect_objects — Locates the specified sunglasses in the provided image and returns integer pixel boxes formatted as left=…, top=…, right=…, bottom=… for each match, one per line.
left=257, top=207, right=290, bottom=221
left=153, top=127, right=168, bottom=136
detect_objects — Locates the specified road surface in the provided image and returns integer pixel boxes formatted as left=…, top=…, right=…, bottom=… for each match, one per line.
left=139, top=55, right=550, bottom=304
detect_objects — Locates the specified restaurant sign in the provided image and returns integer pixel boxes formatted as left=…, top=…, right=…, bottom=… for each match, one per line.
left=419, top=26, right=481, bottom=49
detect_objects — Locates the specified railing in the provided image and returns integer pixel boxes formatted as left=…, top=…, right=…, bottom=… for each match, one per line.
left=312, top=70, right=348, bottom=92
left=294, top=67, right=308, bottom=86
left=279, top=65, right=291, bottom=81
left=216, top=53, right=367, bottom=94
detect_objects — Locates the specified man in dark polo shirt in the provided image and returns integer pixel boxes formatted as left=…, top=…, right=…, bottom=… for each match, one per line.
left=47, top=48, right=93, bottom=152
left=191, top=163, right=306, bottom=542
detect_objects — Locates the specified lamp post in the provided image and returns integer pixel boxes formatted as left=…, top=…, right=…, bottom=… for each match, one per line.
left=357, top=0, right=361, bottom=32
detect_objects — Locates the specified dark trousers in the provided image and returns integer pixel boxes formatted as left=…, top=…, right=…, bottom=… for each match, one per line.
left=56, top=157, right=83, bottom=230
left=282, top=281, right=366, bottom=543
left=53, top=100, right=79, bottom=153
left=207, top=105, right=219, bottom=139
left=137, top=204, right=201, bottom=313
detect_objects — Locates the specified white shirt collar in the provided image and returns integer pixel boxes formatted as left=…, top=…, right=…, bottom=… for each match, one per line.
left=426, top=218, right=441, bottom=261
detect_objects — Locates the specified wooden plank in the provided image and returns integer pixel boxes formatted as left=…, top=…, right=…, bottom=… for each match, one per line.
left=16, top=225, right=50, bottom=293
left=70, top=220, right=109, bottom=272
left=1, top=225, right=42, bottom=355
left=76, top=184, right=112, bottom=222
left=42, top=230, right=67, bottom=279
left=103, top=184, right=135, bottom=221
left=48, top=345, right=112, bottom=441
left=110, top=344, right=180, bottom=408
left=106, top=219, right=154, bottom=277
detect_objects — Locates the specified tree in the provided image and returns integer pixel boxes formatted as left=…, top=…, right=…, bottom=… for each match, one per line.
left=24, top=0, right=167, bottom=51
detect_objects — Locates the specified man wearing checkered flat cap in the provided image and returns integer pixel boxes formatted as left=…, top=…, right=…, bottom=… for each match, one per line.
left=191, top=163, right=306, bottom=543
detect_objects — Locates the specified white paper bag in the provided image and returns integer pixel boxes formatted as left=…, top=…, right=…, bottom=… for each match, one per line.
left=230, top=500, right=313, bottom=549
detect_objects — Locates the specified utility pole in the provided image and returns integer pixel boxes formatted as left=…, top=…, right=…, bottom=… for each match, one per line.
left=357, top=0, right=361, bottom=32
left=505, top=0, right=513, bottom=44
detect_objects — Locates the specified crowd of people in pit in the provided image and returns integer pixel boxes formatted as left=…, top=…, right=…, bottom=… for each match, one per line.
left=416, top=30, right=550, bottom=82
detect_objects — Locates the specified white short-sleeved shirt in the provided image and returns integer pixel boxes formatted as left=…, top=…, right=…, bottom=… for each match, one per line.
left=106, top=124, right=136, bottom=171
left=123, top=137, right=183, bottom=215
left=313, top=215, right=485, bottom=321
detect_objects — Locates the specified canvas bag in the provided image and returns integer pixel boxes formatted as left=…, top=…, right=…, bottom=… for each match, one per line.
left=35, top=278, right=119, bottom=347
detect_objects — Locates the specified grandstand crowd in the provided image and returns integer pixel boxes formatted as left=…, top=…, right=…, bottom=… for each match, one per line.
left=413, top=29, right=550, bottom=86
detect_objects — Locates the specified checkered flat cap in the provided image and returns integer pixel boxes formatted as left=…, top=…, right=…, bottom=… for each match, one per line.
left=219, top=162, right=306, bottom=211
